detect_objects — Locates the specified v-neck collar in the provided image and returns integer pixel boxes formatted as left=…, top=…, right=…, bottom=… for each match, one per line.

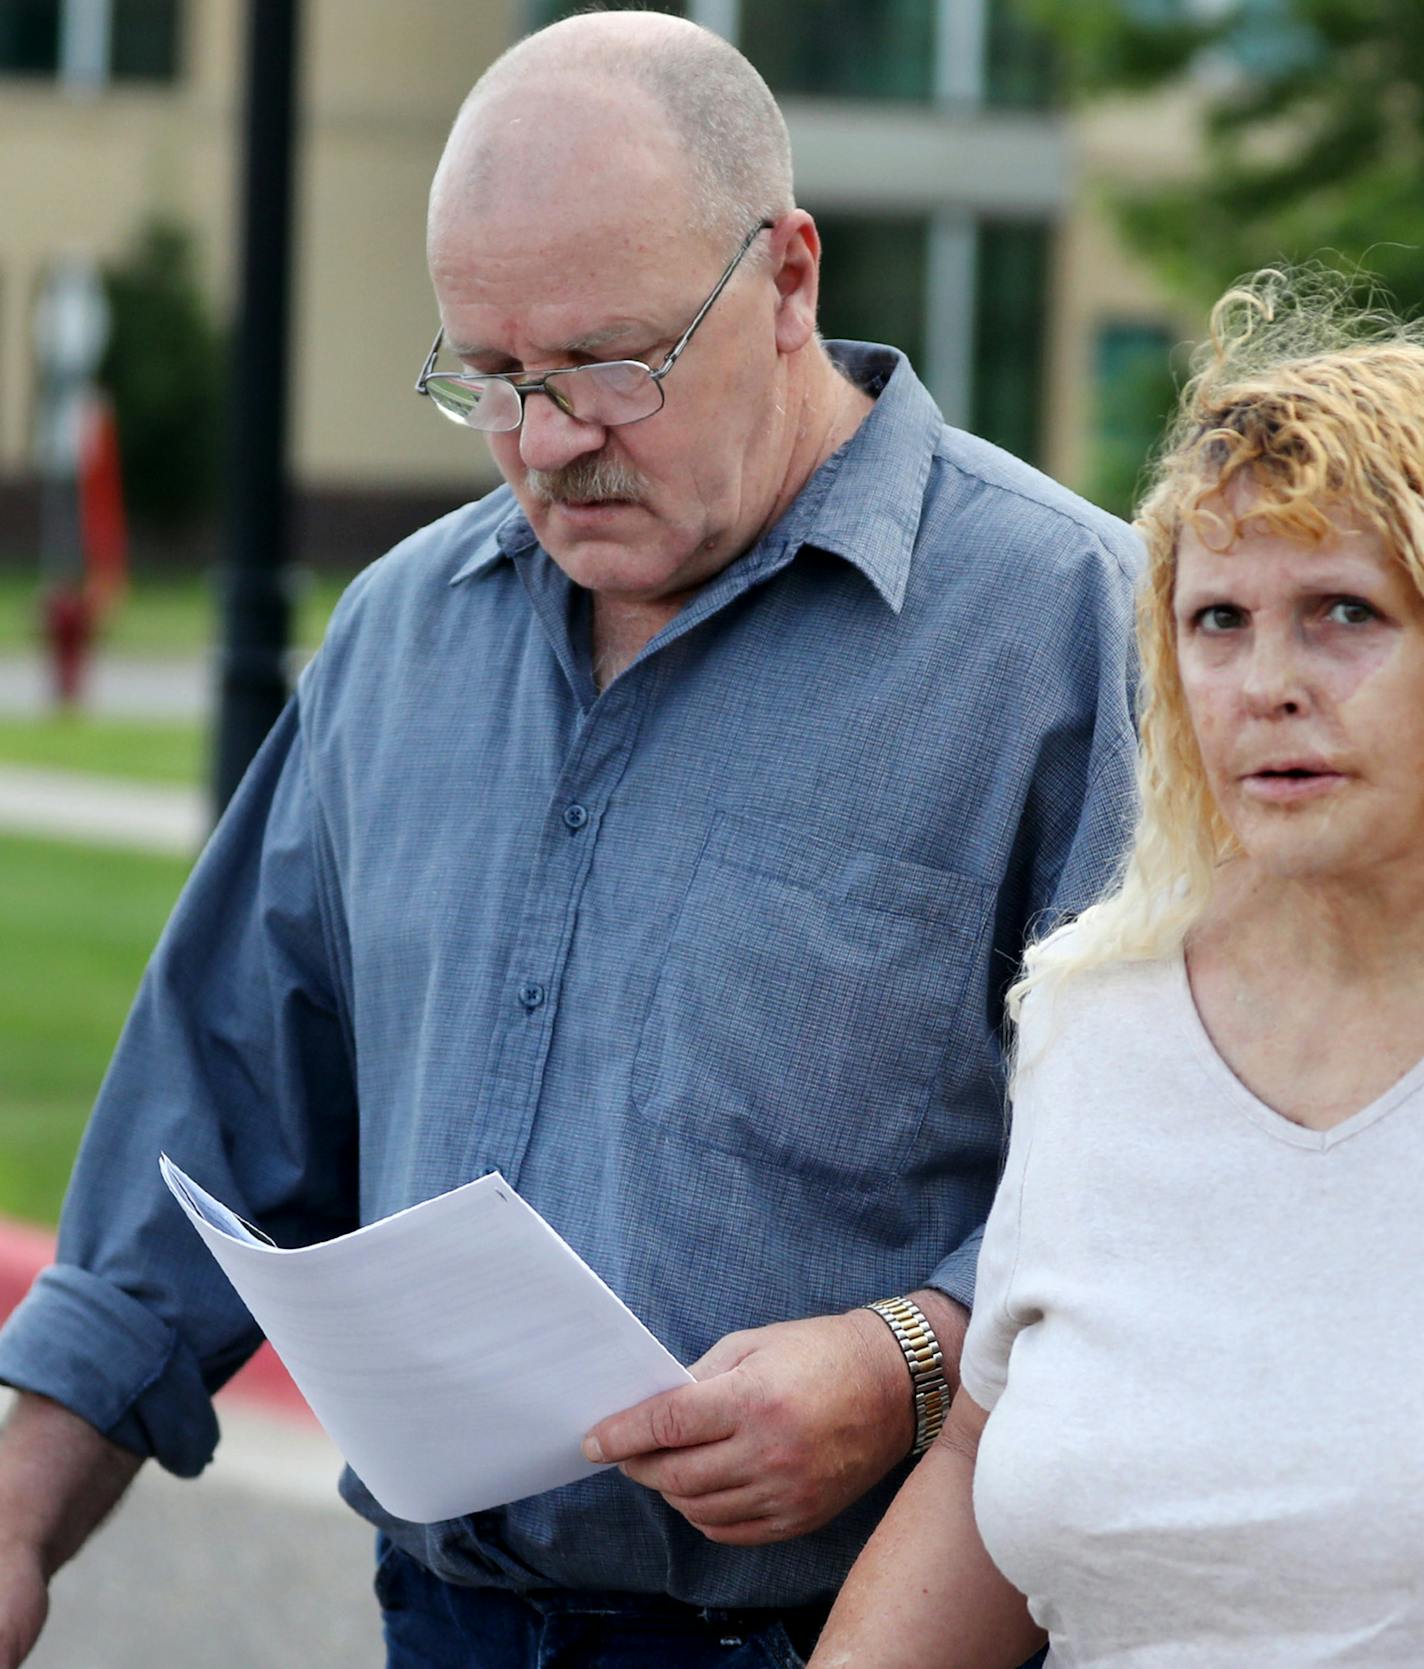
left=1167, top=949, right=1424, bottom=1152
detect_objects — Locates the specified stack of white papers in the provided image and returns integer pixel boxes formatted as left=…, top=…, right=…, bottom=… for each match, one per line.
left=159, top=1155, right=692, bottom=1522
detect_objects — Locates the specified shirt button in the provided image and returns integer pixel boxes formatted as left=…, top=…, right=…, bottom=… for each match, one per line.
left=517, top=982, right=546, bottom=1010
left=562, top=803, right=589, bottom=831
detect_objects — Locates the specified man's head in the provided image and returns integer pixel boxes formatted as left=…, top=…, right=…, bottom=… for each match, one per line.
left=425, top=12, right=831, bottom=605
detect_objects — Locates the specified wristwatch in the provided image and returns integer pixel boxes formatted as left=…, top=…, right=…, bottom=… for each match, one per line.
left=863, top=1294, right=950, bottom=1457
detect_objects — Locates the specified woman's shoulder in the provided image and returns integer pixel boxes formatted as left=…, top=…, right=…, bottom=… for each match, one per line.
left=1015, top=931, right=1181, bottom=1060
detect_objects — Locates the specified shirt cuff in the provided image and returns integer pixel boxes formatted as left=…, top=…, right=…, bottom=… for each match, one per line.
left=924, top=1222, right=985, bottom=1315
left=0, top=1264, right=219, bottom=1478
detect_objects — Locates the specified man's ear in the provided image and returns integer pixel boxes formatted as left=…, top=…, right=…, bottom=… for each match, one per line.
left=770, top=211, right=821, bottom=356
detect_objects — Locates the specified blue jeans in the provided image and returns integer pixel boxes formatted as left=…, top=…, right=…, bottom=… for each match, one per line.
left=376, top=1538, right=821, bottom=1668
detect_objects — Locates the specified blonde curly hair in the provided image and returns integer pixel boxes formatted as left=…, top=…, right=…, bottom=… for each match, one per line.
left=1011, top=266, right=1424, bottom=1015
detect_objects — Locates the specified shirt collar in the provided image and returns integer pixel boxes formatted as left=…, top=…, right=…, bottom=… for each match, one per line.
left=449, top=341, right=941, bottom=612
left=768, top=342, right=939, bottom=614
left=449, top=496, right=537, bottom=584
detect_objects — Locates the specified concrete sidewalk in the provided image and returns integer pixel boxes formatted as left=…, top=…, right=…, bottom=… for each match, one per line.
left=0, top=648, right=312, bottom=720
left=0, top=652, right=211, bottom=851
left=2, top=1391, right=383, bottom=1669
left=0, top=652, right=212, bottom=719
left=0, top=763, right=206, bottom=853
left=0, top=1231, right=379, bottom=1665
left=0, top=1216, right=379, bottom=1664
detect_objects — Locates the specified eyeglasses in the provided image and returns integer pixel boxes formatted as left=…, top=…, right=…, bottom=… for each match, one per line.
left=415, top=219, right=775, bottom=434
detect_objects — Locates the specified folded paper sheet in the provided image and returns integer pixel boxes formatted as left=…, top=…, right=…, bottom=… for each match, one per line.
left=159, top=1154, right=692, bottom=1521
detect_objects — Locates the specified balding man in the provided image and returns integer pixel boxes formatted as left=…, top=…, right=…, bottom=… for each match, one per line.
left=0, top=14, right=1137, bottom=1667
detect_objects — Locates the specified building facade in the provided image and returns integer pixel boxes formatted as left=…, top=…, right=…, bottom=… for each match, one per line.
left=0, top=0, right=1191, bottom=563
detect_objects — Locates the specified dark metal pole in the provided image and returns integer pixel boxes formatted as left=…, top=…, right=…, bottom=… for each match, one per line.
left=213, top=0, right=300, bottom=818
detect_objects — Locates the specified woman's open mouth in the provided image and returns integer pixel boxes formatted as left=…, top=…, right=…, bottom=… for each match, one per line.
left=1242, top=764, right=1347, bottom=801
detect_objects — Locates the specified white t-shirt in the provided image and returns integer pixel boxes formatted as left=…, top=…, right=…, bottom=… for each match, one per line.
left=960, top=950, right=1424, bottom=1667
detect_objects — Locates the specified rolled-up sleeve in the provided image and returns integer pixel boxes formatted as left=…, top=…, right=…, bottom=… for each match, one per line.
left=926, top=1228, right=985, bottom=1314
left=0, top=693, right=358, bottom=1477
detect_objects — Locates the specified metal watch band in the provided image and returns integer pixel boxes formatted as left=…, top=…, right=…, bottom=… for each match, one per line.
left=863, top=1295, right=950, bottom=1458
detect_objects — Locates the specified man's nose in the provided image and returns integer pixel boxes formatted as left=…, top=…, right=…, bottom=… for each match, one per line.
left=1241, top=625, right=1309, bottom=717
left=517, top=391, right=607, bottom=474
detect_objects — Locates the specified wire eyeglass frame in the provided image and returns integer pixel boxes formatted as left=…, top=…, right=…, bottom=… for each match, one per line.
left=414, top=219, right=776, bottom=433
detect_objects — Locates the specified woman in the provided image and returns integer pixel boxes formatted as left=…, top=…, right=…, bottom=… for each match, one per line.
left=811, top=270, right=1424, bottom=1667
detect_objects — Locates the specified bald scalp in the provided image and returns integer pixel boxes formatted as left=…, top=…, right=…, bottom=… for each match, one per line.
left=432, top=11, right=793, bottom=251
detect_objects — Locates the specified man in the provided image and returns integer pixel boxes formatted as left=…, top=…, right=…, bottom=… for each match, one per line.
left=0, top=13, right=1139, bottom=1666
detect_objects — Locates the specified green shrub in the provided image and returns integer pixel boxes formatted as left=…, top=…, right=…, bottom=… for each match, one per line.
left=100, top=218, right=226, bottom=530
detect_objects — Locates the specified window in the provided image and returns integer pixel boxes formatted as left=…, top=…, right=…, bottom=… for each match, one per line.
left=521, top=1, right=1058, bottom=110
left=0, top=0, right=180, bottom=82
left=971, top=222, right=1050, bottom=467
left=739, top=0, right=1057, bottom=109
left=0, top=0, right=60, bottom=74
left=985, top=4, right=1059, bottom=110
left=524, top=0, right=685, bottom=30
left=110, top=0, right=179, bottom=81
left=811, top=214, right=1054, bottom=472
left=739, top=0, right=935, bottom=103
left=814, top=213, right=928, bottom=370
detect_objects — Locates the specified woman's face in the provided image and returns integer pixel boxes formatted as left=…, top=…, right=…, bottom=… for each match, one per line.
left=1174, top=502, right=1424, bottom=890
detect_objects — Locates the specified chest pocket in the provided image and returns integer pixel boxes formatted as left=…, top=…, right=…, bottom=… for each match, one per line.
left=630, top=811, right=993, bottom=1185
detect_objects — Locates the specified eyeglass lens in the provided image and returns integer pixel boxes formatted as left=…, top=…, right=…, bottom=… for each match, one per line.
left=425, top=360, right=665, bottom=433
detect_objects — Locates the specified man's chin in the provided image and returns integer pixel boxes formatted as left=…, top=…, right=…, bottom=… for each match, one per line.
left=546, top=539, right=694, bottom=603
left=519, top=498, right=713, bottom=602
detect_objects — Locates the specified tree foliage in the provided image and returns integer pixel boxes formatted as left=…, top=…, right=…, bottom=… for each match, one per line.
left=1025, top=0, right=1424, bottom=317
left=100, top=218, right=226, bottom=530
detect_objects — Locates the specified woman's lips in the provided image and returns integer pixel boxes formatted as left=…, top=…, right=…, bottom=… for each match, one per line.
left=1241, top=766, right=1348, bottom=802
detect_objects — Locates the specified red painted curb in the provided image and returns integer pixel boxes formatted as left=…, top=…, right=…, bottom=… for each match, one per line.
left=0, top=1218, right=316, bottom=1423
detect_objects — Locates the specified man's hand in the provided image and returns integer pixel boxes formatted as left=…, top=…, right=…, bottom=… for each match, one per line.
left=0, top=1392, right=142, bottom=1667
left=582, top=1293, right=968, bottom=1546
left=0, top=1541, right=47, bottom=1669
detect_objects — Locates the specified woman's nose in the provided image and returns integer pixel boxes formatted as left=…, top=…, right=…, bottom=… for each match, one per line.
left=1240, top=626, right=1309, bottom=717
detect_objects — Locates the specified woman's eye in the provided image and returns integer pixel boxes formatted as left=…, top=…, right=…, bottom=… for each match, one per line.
left=1325, top=597, right=1377, bottom=626
left=1195, top=604, right=1243, bottom=633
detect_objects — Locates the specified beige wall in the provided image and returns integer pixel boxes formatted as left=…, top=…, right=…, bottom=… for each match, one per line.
left=293, top=0, right=511, bottom=495
left=1046, top=85, right=1207, bottom=494
left=0, top=0, right=513, bottom=504
left=3, top=1, right=1206, bottom=519
left=0, top=0, right=238, bottom=474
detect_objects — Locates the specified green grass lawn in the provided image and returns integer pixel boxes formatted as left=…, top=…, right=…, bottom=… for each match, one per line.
left=0, top=564, right=359, bottom=784
left=0, top=715, right=204, bottom=785
left=0, top=566, right=354, bottom=657
left=0, top=834, right=192, bottom=1226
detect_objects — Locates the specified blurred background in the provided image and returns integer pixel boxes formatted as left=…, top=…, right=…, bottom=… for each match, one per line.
left=0, top=0, right=1418, bottom=1653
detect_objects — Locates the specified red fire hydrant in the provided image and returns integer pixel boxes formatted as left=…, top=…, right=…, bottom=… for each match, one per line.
left=41, top=582, right=96, bottom=707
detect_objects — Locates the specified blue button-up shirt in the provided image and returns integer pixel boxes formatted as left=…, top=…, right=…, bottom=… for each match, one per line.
left=0, top=345, right=1140, bottom=1608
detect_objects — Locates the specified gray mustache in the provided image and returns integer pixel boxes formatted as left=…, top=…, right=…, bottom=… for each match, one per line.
left=525, top=457, right=647, bottom=506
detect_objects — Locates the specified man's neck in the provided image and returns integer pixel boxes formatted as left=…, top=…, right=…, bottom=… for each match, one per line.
left=590, top=594, right=678, bottom=691
left=589, top=346, right=877, bottom=692
left=772, top=344, right=876, bottom=533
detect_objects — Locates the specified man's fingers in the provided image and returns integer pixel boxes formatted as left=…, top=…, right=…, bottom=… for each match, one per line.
left=583, top=1376, right=740, bottom=1464
left=686, top=1329, right=754, bottom=1381
left=618, top=1437, right=748, bottom=1499
left=0, top=1544, right=50, bottom=1669
left=662, top=1481, right=768, bottom=1528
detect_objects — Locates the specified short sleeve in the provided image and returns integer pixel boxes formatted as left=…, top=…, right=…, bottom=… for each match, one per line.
left=957, top=998, right=1044, bottom=1409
